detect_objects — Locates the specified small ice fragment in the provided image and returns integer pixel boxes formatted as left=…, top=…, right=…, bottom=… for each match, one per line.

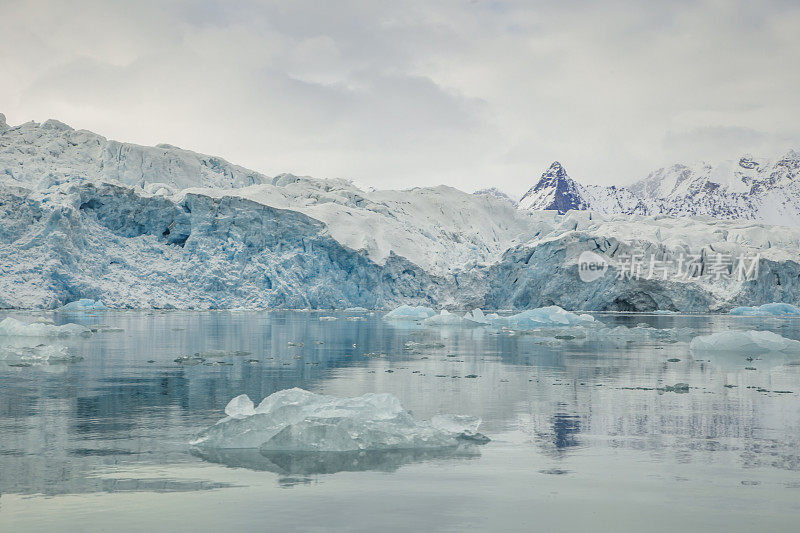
left=431, top=414, right=482, bottom=435
left=225, top=394, right=256, bottom=418
left=383, top=305, right=436, bottom=321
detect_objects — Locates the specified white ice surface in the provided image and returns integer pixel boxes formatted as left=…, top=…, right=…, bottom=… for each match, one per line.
left=0, top=317, right=90, bottom=337
left=192, top=388, right=486, bottom=451
left=690, top=330, right=800, bottom=353
left=729, top=303, right=800, bottom=316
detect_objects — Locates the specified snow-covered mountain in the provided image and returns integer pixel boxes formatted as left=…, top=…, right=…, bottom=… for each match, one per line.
left=1, top=115, right=800, bottom=311
left=518, top=152, right=800, bottom=224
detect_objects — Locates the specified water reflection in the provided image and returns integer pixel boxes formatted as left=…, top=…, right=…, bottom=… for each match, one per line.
left=0, top=310, right=799, bottom=498
left=192, top=445, right=481, bottom=476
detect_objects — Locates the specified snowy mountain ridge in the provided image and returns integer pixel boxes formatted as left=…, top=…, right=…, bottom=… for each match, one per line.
left=517, top=152, right=800, bottom=225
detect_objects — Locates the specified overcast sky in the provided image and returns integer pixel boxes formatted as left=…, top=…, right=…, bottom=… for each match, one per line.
left=2, top=0, right=799, bottom=196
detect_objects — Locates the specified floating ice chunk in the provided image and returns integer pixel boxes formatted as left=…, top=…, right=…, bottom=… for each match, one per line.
left=493, top=306, right=594, bottom=330
left=225, top=394, right=256, bottom=418
left=0, top=317, right=91, bottom=337
left=0, top=344, right=81, bottom=365
left=463, top=309, right=490, bottom=325
left=423, top=310, right=465, bottom=326
left=431, top=414, right=482, bottom=437
left=523, top=323, right=694, bottom=345
left=192, top=388, right=488, bottom=451
left=59, top=299, right=107, bottom=311
left=383, top=305, right=436, bottom=321
left=690, top=330, right=800, bottom=353
left=730, top=303, right=800, bottom=317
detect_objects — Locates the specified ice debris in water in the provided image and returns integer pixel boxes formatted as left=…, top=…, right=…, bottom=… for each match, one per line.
left=491, top=306, right=594, bottom=329
left=463, top=308, right=492, bottom=325
left=192, top=388, right=488, bottom=451
left=419, top=306, right=591, bottom=329
left=423, top=309, right=497, bottom=327
left=690, top=330, right=800, bottom=353
left=730, top=303, right=800, bottom=317
left=59, top=299, right=108, bottom=311
left=423, top=310, right=467, bottom=326
left=0, top=317, right=91, bottom=337
left=383, top=305, right=437, bottom=321
left=0, top=344, right=81, bottom=365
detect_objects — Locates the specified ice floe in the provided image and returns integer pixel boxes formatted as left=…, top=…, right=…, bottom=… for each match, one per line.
left=690, top=330, right=800, bottom=353
left=383, top=305, right=436, bottom=321
left=0, top=343, right=82, bottom=365
left=491, top=306, right=594, bottom=329
left=729, top=303, right=800, bottom=317
left=192, top=388, right=488, bottom=451
left=0, top=317, right=91, bottom=337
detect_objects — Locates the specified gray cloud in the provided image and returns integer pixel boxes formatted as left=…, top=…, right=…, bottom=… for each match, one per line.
left=1, top=0, right=799, bottom=196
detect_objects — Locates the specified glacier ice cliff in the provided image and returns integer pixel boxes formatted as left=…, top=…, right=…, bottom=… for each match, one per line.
left=2, top=116, right=800, bottom=311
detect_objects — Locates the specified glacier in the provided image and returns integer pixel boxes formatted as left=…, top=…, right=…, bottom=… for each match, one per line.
left=191, top=388, right=488, bottom=452
left=2, top=116, right=800, bottom=312
left=59, top=299, right=108, bottom=311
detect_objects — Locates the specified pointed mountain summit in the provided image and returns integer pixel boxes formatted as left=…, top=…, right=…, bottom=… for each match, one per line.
left=517, top=150, right=800, bottom=225
left=518, top=161, right=588, bottom=213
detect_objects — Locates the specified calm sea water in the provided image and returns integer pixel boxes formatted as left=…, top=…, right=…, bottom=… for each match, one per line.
left=1, top=310, right=799, bottom=532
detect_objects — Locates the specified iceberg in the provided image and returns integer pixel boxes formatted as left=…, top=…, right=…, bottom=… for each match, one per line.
left=463, top=308, right=492, bottom=325
left=729, top=303, right=800, bottom=317
left=192, top=388, right=488, bottom=451
left=0, top=343, right=81, bottom=365
left=0, top=317, right=91, bottom=337
left=383, top=305, right=436, bottom=321
left=689, top=330, right=800, bottom=353
left=423, top=310, right=467, bottom=326
left=491, top=306, right=594, bottom=330
left=59, top=299, right=107, bottom=311
left=423, top=309, right=494, bottom=327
